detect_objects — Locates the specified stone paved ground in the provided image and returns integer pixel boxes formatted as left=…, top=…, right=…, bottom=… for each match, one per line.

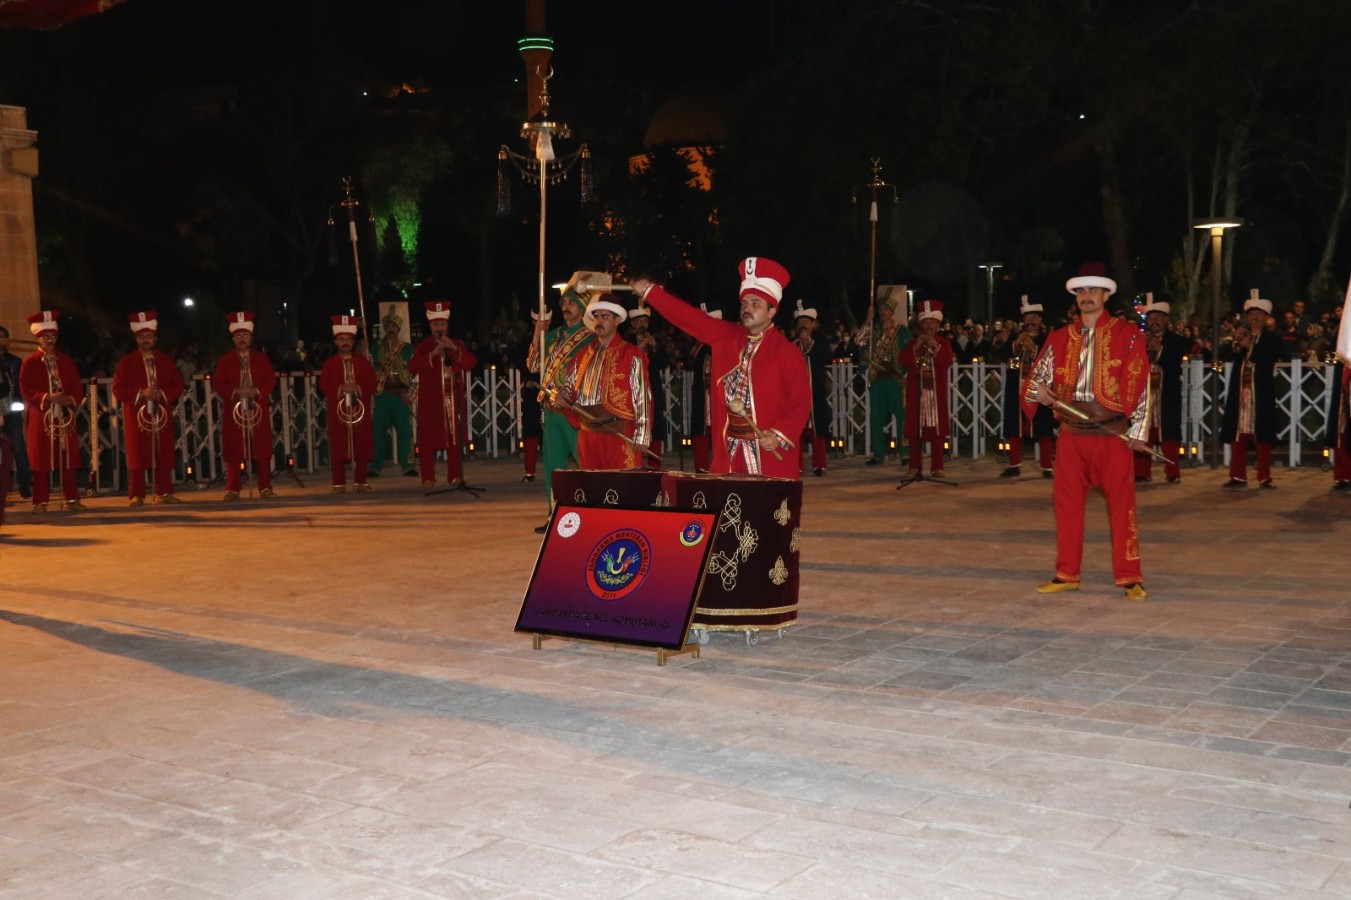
left=0, top=456, right=1348, bottom=898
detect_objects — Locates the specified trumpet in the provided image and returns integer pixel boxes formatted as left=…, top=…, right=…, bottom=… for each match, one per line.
left=232, top=351, right=263, bottom=430
left=136, top=352, right=170, bottom=434
left=336, top=391, right=365, bottom=425
left=42, top=352, right=72, bottom=443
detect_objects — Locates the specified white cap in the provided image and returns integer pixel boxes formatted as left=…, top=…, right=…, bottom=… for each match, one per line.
left=584, top=294, right=628, bottom=328
left=700, top=302, right=723, bottom=320
left=1243, top=289, right=1272, bottom=315
left=1140, top=292, right=1171, bottom=316
left=794, top=299, right=818, bottom=320
left=1019, top=295, right=1043, bottom=315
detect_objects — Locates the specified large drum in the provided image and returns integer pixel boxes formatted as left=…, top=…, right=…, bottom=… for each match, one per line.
left=661, top=472, right=802, bottom=641
left=550, top=468, right=667, bottom=511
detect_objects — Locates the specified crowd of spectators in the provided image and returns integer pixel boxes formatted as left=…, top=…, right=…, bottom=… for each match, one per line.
left=32, top=294, right=1348, bottom=384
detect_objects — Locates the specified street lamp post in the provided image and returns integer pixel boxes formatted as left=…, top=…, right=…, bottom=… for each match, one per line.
left=1192, top=216, right=1243, bottom=469
left=978, top=262, right=1003, bottom=325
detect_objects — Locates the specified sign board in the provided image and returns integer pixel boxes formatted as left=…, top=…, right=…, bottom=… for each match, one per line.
left=516, top=505, right=719, bottom=651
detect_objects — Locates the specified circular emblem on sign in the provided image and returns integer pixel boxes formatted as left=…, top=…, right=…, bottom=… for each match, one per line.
left=679, top=520, right=706, bottom=547
left=556, top=511, right=581, bottom=539
left=585, top=529, right=651, bottom=601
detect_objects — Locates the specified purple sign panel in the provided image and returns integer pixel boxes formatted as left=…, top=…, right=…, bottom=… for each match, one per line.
left=516, top=506, right=719, bottom=651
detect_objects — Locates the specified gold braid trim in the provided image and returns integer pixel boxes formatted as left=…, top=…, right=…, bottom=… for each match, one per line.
left=694, top=603, right=798, bottom=616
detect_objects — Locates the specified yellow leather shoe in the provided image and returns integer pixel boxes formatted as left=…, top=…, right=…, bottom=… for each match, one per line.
left=448, top=477, right=463, bottom=488
left=1036, top=579, right=1080, bottom=594
left=354, top=483, right=374, bottom=493
left=31, top=502, right=47, bottom=514
left=128, top=496, right=144, bottom=508
left=258, top=488, right=277, bottom=499
left=159, top=494, right=183, bottom=505
left=222, top=491, right=240, bottom=501
left=65, top=500, right=88, bottom=512
left=330, top=485, right=347, bottom=495
left=930, top=470, right=945, bottom=479
left=421, top=480, right=435, bottom=488
left=1124, top=584, right=1148, bottom=603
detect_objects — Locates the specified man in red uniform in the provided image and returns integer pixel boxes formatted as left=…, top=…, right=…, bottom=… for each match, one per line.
left=18, top=311, right=84, bottom=513
left=409, top=300, right=478, bottom=487
left=1332, top=361, right=1351, bottom=491
left=561, top=293, right=652, bottom=469
left=633, top=257, right=810, bottom=479
left=897, top=299, right=955, bottom=480
left=319, top=315, right=377, bottom=493
left=1024, top=263, right=1151, bottom=602
left=212, top=311, right=277, bottom=500
left=112, top=311, right=186, bottom=506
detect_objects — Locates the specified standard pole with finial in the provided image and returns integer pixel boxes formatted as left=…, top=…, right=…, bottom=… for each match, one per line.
left=851, top=157, right=899, bottom=367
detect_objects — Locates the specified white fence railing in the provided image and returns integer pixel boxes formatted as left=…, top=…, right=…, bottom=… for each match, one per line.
left=41, top=360, right=1345, bottom=491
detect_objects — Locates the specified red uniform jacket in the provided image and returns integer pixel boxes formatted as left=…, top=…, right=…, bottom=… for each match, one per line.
left=643, top=285, right=810, bottom=479
left=562, top=336, right=652, bottom=441
left=19, top=349, right=84, bottom=471
left=409, top=336, right=477, bottom=448
left=213, top=350, right=277, bottom=462
left=897, top=335, right=955, bottom=440
left=319, top=352, right=377, bottom=461
left=112, top=350, right=185, bottom=470
left=1021, top=312, right=1148, bottom=431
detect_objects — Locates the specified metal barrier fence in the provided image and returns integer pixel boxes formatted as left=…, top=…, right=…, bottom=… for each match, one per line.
left=46, top=360, right=1344, bottom=492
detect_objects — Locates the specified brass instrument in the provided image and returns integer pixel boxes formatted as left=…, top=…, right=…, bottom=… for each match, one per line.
left=915, top=333, right=939, bottom=367
left=439, top=338, right=459, bottom=449
left=336, top=356, right=366, bottom=425
left=42, top=351, right=72, bottom=448
left=1010, top=325, right=1038, bottom=371
left=335, top=355, right=364, bottom=461
left=1146, top=330, right=1164, bottom=367
left=863, top=319, right=902, bottom=380
left=232, top=351, right=264, bottom=430
left=136, top=352, right=170, bottom=434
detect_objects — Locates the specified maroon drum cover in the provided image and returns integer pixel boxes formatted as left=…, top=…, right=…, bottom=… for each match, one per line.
left=660, top=472, right=802, bottom=632
left=551, top=468, right=668, bottom=511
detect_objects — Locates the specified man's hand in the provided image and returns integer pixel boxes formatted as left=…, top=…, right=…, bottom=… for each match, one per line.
left=1032, top=383, right=1054, bottom=406
left=49, top=392, right=75, bottom=409
left=758, top=432, right=781, bottom=452
left=1127, top=438, right=1152, bottom=453
left=630, top=277, right=653, bottom=300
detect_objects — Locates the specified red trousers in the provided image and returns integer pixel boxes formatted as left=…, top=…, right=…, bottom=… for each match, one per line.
left=1008, top=436, right=1055, bottom=472
left=225, top=461, right=272, bottom=493
left=523, top=437, right=539, bottom=476
left=32, top=469, right=79, bottom=504
left=798, top=429, right=827, bottom=472
left=1134, top=428, right=1181, bottom=481
left=906, top=428, right=945, bottom=473
left=331, top=460, right=369, bottom=486
left=1228, top=434, right=1272, bottom=483
left=420, top=444, right=464, bottom=485
left=1052, top=431, right=1143, bottom=587
left=691, top=433, right=711, bottom=472
left=577, top=429, right=641, bottom=470
left=128, top=466, right=174, bottom=499
left=1335, top=447, right=1351, bottom=482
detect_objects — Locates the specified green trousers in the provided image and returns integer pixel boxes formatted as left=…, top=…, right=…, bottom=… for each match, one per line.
left=869, top=378, right=904, bottom=460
